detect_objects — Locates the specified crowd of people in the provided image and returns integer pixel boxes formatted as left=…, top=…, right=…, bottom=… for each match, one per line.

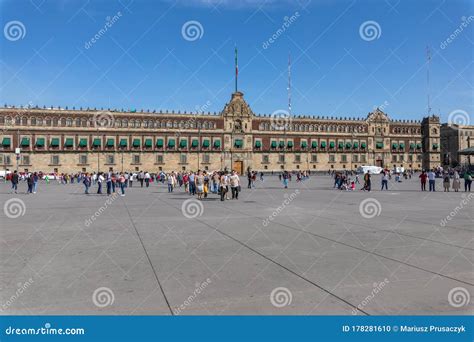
left=4, top=166, right=473, bottom=197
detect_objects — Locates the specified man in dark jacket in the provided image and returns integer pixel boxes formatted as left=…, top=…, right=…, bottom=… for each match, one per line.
left=11, top=170, right=19, bottom=194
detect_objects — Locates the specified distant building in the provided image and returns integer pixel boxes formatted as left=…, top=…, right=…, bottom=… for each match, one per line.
left=441, top=123, right=473, bottom=166
left=0, top=91, right=443, bottom=173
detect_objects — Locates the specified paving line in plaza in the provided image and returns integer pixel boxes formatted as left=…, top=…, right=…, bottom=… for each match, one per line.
left=153, top=196, right=370, bottom=316
left=121, top=198, right=174, bottom=315
left=217, top=204, right=474, bottom=288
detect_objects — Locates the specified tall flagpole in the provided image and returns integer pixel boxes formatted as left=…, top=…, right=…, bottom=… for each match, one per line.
left=235, top=46, right=238, bottom=93
left=426, top=46, right=432, bottom=116
left=287, top=52, right=292, bottom=116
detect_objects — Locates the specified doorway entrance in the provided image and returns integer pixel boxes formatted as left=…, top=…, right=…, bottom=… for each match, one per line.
left=232, top=160, right=244, bottom=174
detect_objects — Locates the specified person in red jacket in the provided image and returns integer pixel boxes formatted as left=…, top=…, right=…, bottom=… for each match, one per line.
left=419, top=171, right=428, bottom=191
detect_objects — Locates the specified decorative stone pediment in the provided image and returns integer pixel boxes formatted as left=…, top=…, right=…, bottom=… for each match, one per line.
left=366, top=108, right=390, bottom=122
left=221, top=92, right=253, bottom=118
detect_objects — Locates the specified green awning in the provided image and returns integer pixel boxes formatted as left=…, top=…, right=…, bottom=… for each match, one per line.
left=119, top=139, right=127, bottom=147
left=2, top=137, right=11, bottom=147
left=416, top=143, right=422, bottom=149
left=310, top=141, right=317, bottom=149
left=287, top=141, right=293, bottom=148
left=51, top=138, right=60, bottom=147
left=320, top=141, right=327, bottom=148
left=36, top=138, right=45, bottom=147
left=65, top=138, right=74, bottom=147
left=168, top=139, right=176, bottom=147
left=132, top=139, right=141, bottom=147
left=156, top=139, right=163, bottom=148
left=79, top=138, right=88, bottom=147
left=144, top=139, right=152, bottom=147
left=279, top=141, right=285, bottom=148
left=202, top=139, right=210, bottom=148
left=271, top=141, right=277, bottom=148
left=234, top=139, right=243, bottom=148
left=301, top=141, right=308, bottom=148
left=376, top=142, right=383, bottom=149
left=191, top=139, right=199, bottom=148
left=432, top=143, right=439, bottom=149
left=179, top=140, right=187, bottom=148
left=409, top=143, right=415, bottom=150
left=345, top=142, right=352, bottom=149
left=392, top=143, right=398, bottom=149
left=329, top=141, right=335, bottom=148
left=361, top=142, right=366, bottom=149
left=399, top=143, right=405, bottom=149
left=106, top=138, right=115, bottom=147
left=213, top=140, right=220, bottom=148
left=338, top=142, right=344, bottom=149
left=353, top=142, right=359, bottom=149
left=20, top=137, right=30, bottom=147
left=255, top=140, right=262, bottom=148
left=92, top=138, right=101, bottom=147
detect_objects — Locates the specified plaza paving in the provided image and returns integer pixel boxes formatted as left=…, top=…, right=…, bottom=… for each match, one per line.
left=0, top=175, right=472, bottom=315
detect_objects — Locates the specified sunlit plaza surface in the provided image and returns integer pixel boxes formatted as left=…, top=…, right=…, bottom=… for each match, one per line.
left=0, top=175, right=472, bottom=315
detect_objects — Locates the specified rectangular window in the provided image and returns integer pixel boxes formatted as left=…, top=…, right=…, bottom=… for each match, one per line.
left=202, top=154, right=210, bottom=164
left=51, top=155, right=60, bottom=165
left=294, top=154, right=301, bottom=163
left=262, top=155, right=269, bottom=164
left=360, top=155, right=366, bottom=163
left=311, top=154, right=317, bottom=163
left=329, top=155, right=335, bottom=162
left=4, top=155, right=11, bottom=165
left=133, top=155, right=140, bottom=164
left=79, top=155, right=88, bottom=164
left=341, top=155, right=347, bottom=162
left=156, top=154, right=164, bottom=164
left=352, top=155, right=358, bottom=162
left=399, top=155, right=404, bottom=162
left=278, top=154, right=285, bottom=163
left=21, top=156, right=30, bottom=165
left=106, top=155, right=115, bottom=164
left=392, top=155, right=397, bottom=162
left=408, top=155, right=413, bottom=162
left=180, top=154, right=187, bottom=164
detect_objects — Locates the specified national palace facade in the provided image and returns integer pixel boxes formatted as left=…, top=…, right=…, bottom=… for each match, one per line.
left=0, top=91, right=443, bottom=174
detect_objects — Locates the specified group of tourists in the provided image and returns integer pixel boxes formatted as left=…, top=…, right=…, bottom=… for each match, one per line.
left=419, top=169, right=472, bottom=192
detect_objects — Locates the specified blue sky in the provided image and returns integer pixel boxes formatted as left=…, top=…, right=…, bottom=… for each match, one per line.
left=0, top=0, right=472, bottom=122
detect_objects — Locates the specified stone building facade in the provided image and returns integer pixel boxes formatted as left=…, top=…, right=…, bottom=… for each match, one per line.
left=0, top=91, right=442, bottom=174
left=441, top=123, right=473, bottom=166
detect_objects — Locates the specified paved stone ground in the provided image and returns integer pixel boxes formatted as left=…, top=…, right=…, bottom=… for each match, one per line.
left=0, top=174, right=473, bottom=315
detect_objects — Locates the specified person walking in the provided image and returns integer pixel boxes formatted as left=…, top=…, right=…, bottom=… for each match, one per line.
left=83, top=173, right=91, bottom=194
left=32, top=172, right=39, bottom=194
left=219, top=172, right=228, bottom=201
left=282, top=171, right=289, bottom=189
left=464, top=170, right=472, bottom=192
left=10, top=170, right=19, bottom=194
left=230, top=170, right=241, bottom=200
left=419, top=171, right=427, bottom=191
left=106, top=172, right=112, bottom=195
left=119, top=173, right=126, bottom=196
left=452, top=171, right=461, bottom=192
left=189, top=172, right=196, bottom=196
left=97, top=172, right=104, bottom=194
left=247, top=170, right=252, bottom=189
left=26, top=173, right=34, bottom=194
left=428, top=169, right=436, bottom=192
left=144, top=171, right=151, bottom=187
left=363, top=171, right=371, bottom=192
left=381, top=171, right=388, bottom=190
left=443, top=172, right=450, bottom=192
left=196, top=170, right=205, bottom=200
left=167, top=172, right=175, bottom=193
